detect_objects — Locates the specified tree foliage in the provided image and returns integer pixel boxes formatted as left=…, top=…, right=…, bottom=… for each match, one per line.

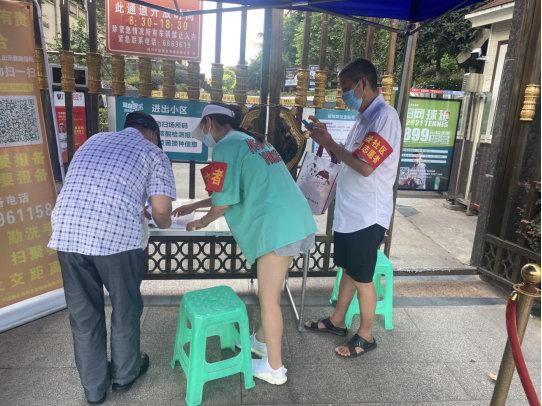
left=248, top=8, right=476, bottom=91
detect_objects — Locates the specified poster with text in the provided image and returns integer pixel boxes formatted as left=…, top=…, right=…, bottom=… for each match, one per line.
left=285, top=68, right=297, bottom=87
left=313, top=108, right=358, bottom=159
left=113, top=96, right=209, bottom=161
left=399, top=98, right=461, bottom=191
left=106, top=0, right=202, bottom=60
left=0, top=0, right=62, bottom=308
left=53, top=91, right=87, bottom=164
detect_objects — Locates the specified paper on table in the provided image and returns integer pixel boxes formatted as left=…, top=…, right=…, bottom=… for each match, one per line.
left=149, top=212, right=195, bottom=229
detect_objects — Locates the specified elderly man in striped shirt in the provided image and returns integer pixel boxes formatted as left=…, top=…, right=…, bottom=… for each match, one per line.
left=49, top=112, right=176, bottom=404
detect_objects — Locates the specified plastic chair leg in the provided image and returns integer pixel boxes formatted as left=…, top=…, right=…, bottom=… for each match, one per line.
left=184, top=329, right=206, bottom=406
left=217, top=324, right=236, bottom=351
left=237, top=315, right=255, bottom=390
left=383, top=270, right=394, bottom=330
left=171, top=310, right=188, bottom=369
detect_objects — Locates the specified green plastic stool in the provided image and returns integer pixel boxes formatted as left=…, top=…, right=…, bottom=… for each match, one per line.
left=171, top=285, right=255, bottom=406
left=330, top=250, right=394, bottom=330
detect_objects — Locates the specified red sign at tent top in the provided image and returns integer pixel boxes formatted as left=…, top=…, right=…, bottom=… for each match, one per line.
left=106, top=0, right=202, bottom=60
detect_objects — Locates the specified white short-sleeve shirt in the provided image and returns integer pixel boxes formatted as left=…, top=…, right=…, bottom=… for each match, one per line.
left=333, top=95, right=401, bottom=233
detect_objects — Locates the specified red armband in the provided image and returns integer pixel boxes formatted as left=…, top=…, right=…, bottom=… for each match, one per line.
left=352, top=132, right=393, bottom=169
left=201, top=162, right=227, bottom=195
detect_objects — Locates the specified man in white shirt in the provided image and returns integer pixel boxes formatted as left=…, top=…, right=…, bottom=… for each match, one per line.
left=305, top=59, right=401, bottom=358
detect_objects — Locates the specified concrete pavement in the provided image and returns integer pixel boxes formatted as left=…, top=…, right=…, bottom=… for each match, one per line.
left=0, top=276, right=539, bottom=405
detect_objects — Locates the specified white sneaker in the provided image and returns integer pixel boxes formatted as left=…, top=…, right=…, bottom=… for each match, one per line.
left=252, top=358, right=287, bottom=385
left=235, top=333, right=268, bottom=358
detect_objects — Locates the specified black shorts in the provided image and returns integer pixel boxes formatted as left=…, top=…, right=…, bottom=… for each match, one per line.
left=333, top=224, right=387, bottom=283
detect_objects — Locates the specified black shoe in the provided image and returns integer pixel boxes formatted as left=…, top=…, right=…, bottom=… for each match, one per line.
left=112, top=353, right=150, bottom=392
left=86, top=393, right=106, bottom=405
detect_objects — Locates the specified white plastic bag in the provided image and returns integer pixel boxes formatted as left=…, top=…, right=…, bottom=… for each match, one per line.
left=296, top=146, right=340, bottom=215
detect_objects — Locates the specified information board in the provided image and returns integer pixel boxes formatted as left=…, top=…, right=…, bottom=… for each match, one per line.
left=113, top=96, right=209, bottom=161
left=0, top=0, right=62, bottom=309
left=106, top=0, right=202, bottom=60
left=399, top=98, right=461, bottom=191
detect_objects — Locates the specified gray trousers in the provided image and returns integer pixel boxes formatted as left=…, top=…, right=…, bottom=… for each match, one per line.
left=58, top=249, right=145, bottom=401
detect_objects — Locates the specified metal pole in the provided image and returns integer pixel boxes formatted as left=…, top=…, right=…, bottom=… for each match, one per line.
left=319, top=14, right=329, bottom=70
left=258, top=8, right=272, bottom=136
left=214, top=2, right=222, bottom=63
left=297, top=251, right=310, bottom=331
left=335, top=21, right=353, bottom=109
left=294, top=12, right=311, bottom=121
left=386, top=20, right=399, bottom=75
left=234, top=7, right=248, bottom=105
left=32, top=0, right=63, bottom=182
left=267, top=9, right=284, bottom=147
left=60, top=0, right=74, bottom=163
left=384, top=25, right=419, bottom=256
left=313, top=13, right=328, bottom=109
left=239, top=7, right=247, bottom=64
left=490, top=264, right=541, bottom=405
left=189, top=161, right=195, bottom=199
left=87, top=0, right=99, bottom=137
left=211, top=2, right=223, bottom=103
left=364, top=18, right=376, bottom=60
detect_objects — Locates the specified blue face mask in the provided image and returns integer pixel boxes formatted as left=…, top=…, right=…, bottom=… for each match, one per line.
left=203, top=132, right=216, bottom=148
left=342, top=81, right=363, bottom=111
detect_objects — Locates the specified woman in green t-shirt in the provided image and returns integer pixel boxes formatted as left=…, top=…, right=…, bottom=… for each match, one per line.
left=173, top=103, right=317, bottom=385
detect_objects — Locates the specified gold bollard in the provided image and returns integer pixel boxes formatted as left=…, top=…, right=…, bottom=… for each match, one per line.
left=490, top=264, right=541, bottom=406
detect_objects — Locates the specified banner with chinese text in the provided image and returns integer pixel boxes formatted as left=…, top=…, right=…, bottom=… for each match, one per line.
left=398, top=98, right=461, bottom=191
left=54, top=91, right=87, bottom=164
left=0, top=0, right=62, bottom=309
left=112, top=95, right=209, bottom=161
left=106, top=0, right=202, bottom=60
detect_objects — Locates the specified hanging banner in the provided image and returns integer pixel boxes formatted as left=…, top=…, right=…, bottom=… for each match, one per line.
left=111, top=95, right=209, bottom=161
left=53, top=91, right=87, bottom=164
left=398, top=98, right=461, bottom=191
left=106, top=0, right=202, bottom=60
left=0, top=0, right=62, bottom=310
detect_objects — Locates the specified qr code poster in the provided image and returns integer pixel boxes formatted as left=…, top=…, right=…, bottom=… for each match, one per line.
left=0, top=96, right=43, bottom=148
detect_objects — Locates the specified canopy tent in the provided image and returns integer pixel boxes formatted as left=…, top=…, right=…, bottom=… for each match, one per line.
left=122, top=0, right=484, bottom=255
left=202, top=0, right=483, bottom=22
left=127, top=0, right=485, bottom=32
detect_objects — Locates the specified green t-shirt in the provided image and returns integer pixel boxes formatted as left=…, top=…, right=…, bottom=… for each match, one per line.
left=211, top=130, right=317, bottom=265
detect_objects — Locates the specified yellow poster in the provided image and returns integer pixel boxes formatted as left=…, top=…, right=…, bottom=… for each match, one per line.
left=0, top=0, right=62, bottom=308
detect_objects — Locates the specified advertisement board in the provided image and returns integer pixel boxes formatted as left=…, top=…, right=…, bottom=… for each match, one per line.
left=53, top=91, right=87, bottom=164
left=398, top=98, right=461, bottom=191
left=0, top=0, right=62, bottom=311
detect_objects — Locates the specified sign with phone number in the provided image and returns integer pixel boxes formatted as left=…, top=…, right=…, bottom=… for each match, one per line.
left=106, top=0, right=202, bottom=60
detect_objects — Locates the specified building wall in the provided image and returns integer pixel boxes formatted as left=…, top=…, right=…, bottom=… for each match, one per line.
left=478, top=20, right=511, bottom=143
left=464, top=19, right=511, bottom=208
left=40, top=0, right=87, bottom=46
left=451, top=9, right=512, bottom=208
left=482, top=21, right=512, bottom=92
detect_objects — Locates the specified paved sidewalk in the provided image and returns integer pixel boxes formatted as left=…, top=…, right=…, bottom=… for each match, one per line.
left=0, top=278, right=539, bottom=405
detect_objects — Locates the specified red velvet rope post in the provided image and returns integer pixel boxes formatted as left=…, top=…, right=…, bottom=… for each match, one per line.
left=506, top=298, right=541, bottom=406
